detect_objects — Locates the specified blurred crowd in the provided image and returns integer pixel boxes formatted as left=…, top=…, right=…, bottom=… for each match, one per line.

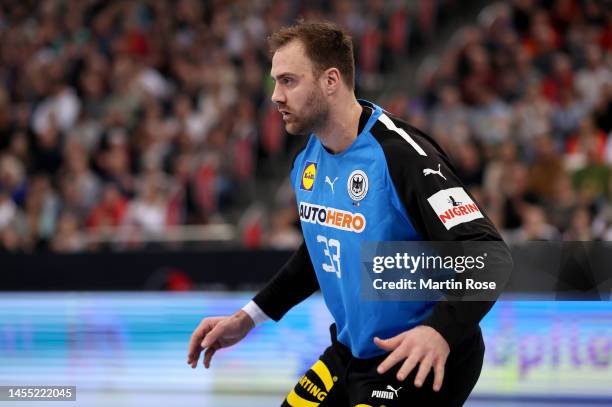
left=378, top=0, right=611, bottom=243
left=0, top=0, right=610, bottom=253
left=0, top=0, right=449, bottom=252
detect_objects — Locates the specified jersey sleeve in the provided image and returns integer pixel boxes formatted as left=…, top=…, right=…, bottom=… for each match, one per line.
left=252, top=144, right=320, bottom=321
left=252, top=241, right=319, bottom=321
left=379, top=122, right=500, bottom=241
left=376, top=117, right=512, bottom=348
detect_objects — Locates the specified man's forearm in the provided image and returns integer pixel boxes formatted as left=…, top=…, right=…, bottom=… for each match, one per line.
left=422, top=240, right=513, bottom=348
left=251, top=242, right=319, bottom=321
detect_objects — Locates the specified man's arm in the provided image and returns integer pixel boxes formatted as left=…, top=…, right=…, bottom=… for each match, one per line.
left=188, top=145, right=318, bottom=369
left=249, top=241, right=320, bottom=322
left=372, top=116, right=511, bottom=389
left=380, top=121, right=510, bottom=348
left=188, top=241, right=319, bottom=368
left=248, top=142, right=321, bottom=322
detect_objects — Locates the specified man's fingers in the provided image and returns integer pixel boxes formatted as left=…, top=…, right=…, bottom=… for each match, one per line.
left=187, top=332, right=204, bottom=366
left=187, top=320, right=214, bottom=362
left=433, top=359, right=445, bottom=392
left=376, top=348, right=406, bottom=375
left=201, top=323, right=224, bottom=349
left=204, top=345, right=218, bottom=369
left=396, top=353, right=420, bottom=382
left=189, top=347, right=202, bottom=369
left=373, top=333, right=403, bottom=351
left=413, top=356, right=433, bottom=387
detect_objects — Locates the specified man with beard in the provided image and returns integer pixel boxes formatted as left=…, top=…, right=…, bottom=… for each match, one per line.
left=187, top=21, right=509, bottom=406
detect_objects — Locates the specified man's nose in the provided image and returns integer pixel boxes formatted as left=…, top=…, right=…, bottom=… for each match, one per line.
left=271, top=83, right=285, bottom=104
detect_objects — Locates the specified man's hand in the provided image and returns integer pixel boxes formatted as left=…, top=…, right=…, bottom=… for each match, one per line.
left=187, top=310, right=255, bottom=369
left=374, top=325, right=450, bottom=392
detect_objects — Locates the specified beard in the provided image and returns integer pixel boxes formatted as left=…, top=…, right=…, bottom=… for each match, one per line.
left=283, top=86, right=329, bottom=136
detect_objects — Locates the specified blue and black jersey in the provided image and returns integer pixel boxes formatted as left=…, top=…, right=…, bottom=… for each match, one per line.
left=254, top=100, right=505, bottom=358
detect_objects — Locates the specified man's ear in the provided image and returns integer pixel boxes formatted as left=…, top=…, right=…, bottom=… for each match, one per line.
left=322, top=67, right=341, bottom=95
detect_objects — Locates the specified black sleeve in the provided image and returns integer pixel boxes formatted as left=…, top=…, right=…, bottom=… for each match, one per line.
left=252, top=242, right=319, bottom=321
left=374, top=119, right=512, bottom=349
left=251, top=140, right=320, bottom=321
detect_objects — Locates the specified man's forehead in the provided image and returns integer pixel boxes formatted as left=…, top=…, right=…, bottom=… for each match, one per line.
left=270, top=40, right=312, bottom=78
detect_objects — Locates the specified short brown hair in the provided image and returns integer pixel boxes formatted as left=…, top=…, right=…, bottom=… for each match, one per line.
left=268, top=21, right=355, bottom=90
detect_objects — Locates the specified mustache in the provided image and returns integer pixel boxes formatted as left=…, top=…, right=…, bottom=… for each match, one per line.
left=277, top=105, right=293, bottom=115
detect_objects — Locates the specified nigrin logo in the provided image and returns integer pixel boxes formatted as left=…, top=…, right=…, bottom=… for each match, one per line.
left=427, top=187, right=483, bottom=230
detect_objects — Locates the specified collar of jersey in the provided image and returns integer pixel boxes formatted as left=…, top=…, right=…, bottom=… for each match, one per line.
left=316, top=99, right=382, bottom=158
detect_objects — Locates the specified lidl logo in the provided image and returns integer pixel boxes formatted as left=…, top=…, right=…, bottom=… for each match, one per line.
left=300, top=161, right=317, bottom=191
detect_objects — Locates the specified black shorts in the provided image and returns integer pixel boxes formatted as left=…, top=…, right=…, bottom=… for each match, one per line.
left=281, top=324, right=485, bottom=407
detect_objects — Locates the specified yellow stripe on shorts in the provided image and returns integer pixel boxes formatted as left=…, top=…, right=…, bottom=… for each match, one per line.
left=286, top=389, right=319, bottom=407
left=311, top=360, right=334, bottom=392
left=354, top=404, right=374, bottom=407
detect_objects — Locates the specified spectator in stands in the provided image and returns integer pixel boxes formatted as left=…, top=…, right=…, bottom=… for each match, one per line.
left=430, top=85, right=468, bottom=137
left=593, top=82, right=611, bottom=134
left=513, top=81, right=553, bottom=145
left=565, top=115, right=609, bottom=170
left=50, top=212, right=86, bottom=252
left=95, top=130, right=136, bottom=198
left=22, top=175, right=59, bottom=250
left=119, top=174, right=169, bottom=241
left=507, top=204, right=561, bottom=241
left=0, top=154, right=27, bottom=207
left=547, top=174, right=578, bottom=233
left=468, top=85, right=512, bottom=145
left=551, top=86, right=589, bottom=140
left=61, top=141, right=101, bottom=213
left=86, top=183, right=128, bottom=230
left=483, top=140, right=519, bottom=197
left=0, top=185, right=16, bottom=231
left=528, top=134, right=564, bottom=200
left=500, top=162, right=542, bottom=230
left=267, top=206, right=302, bottom=250
left=572, top=137, right=611, bottom=205
left=563, top=206, right=595, bottom=241
left=0, top=224, right=21, bottom=252
left=541, top=53, right=574, bottom=103
left=576, top=44, right=612, bottom=109
left=454, top=140, right=485, bottom=189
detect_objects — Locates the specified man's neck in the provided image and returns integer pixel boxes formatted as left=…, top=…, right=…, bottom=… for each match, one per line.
left=316, top=97, right=363, bottom=154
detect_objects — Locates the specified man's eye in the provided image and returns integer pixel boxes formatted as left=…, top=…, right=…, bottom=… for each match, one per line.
left=281, top=78, right=293, bottom=85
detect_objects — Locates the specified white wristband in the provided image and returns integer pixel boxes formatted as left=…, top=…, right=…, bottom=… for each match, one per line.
left=241, top=300, right=271, bottom=326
